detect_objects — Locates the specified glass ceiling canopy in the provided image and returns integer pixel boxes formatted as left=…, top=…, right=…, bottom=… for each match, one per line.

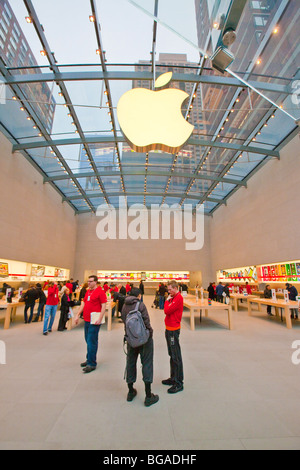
left=0, top=0, right=299, bottom=216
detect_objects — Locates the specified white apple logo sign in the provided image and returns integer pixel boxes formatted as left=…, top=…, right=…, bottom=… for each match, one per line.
left=117, top=72, right=194, bottom=154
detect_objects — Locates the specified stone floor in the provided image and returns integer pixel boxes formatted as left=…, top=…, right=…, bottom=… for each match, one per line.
left=0, top=296, right=300, bottom=450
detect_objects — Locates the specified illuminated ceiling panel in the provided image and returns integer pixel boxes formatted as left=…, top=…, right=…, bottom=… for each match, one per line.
left=0, top=0, right=298, bottom=216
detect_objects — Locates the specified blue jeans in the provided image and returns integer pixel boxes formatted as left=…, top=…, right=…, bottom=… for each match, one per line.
left=36, top=302, right=46, bottom=320
left=84, top=321, right=101, bottom=367
left=159, top=295, right=165, bottom=309
left=43, top=305, right=58, bottom=333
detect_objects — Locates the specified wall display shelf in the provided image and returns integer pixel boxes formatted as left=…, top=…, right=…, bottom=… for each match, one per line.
left=97, top=271, right=190, bottom=283
left=217, top=260, right=300, bottom=286
left=0, top=258, right=69, bottom=283
left=217, top=266, right=258, bottom=284
left=257, top=260, right=300, bottom=283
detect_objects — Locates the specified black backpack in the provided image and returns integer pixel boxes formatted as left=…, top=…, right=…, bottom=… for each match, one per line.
left=125, top=302, right=150, bottom=348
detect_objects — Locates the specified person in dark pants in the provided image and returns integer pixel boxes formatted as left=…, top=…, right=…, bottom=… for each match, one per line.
left=33, top=283, right=46, bottom=322
left=121, top=287, right=159, bottom=407
left=23, top=285, right=39, bottom=323
left=216, top=282, right=224, bottom=303
left=139, top=280, right=145, bottom=302
left=264, top=285, right=273, bottom=316
left=158, top=283, right=166, bottom=309
left=286, top=283, right=299, bottom=319
left=207, top=282, right=216, bottom=300
left=58, top=288, right=73, bottom=331
left=163, top=280, right=184, bottom=394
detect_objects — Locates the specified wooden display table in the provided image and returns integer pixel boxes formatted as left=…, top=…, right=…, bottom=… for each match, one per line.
left=247, top=297, right=299, bottom=329
left=254, top=290, right=285, bottom=299
left=0, top=300, right=24, bottom=329
left=183, top=296, right=233, bottom=331
left=230, top=293, right=257, bottom=311
left=106, top=300, right=117, bottom=331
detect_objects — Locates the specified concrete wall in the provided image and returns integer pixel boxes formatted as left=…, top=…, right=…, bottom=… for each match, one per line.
left=73, top=211, right=214, bottom=287
left=0, top=132, right=77, bottom=273
left=209, top=133, right=300, bottom=275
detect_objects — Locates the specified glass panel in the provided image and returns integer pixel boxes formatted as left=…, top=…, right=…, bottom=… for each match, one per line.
left=1, top=0, right=298, bottom=217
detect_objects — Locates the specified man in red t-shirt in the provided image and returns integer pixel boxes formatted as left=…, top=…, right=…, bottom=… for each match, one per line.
left=43, top=282, right=59, bottom=335
left=163, top=280, right=184, bottom=394
left=75, top=275, right=107, bottom=373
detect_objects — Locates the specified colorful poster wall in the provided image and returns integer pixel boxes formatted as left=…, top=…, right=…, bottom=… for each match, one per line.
left=258, top=260, right=300, bottom=283
left=217, top=266, right=257, bottom=283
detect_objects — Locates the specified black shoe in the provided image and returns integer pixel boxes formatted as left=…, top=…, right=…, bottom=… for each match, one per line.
left=144, top=393, right=159, bottom=407
left=168, top=384, right=184, bottom=394
left=162, top=378, right=174, bottom=386
left=127, top=389, right=137, bottom=402
left=43, top=332, right=48, bottom=336
left=80, top=361, right=88, bottom=368
left=82, top=366, right=96, bottom=373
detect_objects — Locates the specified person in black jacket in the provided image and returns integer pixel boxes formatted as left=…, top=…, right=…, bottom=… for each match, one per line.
left=139, top=280, right=145, bottom=301
left=264, top=285, right=273, bottom=316
left=121, top=287, right=159, bottom=407
left=58, top=288, right=73, bottom=331
left=286, top=283, right=298, bottom=319
left=207, top=283, right=215, bottom=300
left=33, top=283, right=47, bottom=322
left=23, top=285, right=39, bottom=323
left=223, top=284, right=230, bottom=304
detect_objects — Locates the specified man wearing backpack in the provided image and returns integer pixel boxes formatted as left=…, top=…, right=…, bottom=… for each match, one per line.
left=121, top=287, right=159, bottom=407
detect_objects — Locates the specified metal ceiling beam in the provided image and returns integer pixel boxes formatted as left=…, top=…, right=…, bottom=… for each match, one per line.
left=215, top=0, right=248, bottom=50
left=43, top=169, right=246, bottom=187
left=2, top=70, right=291, bottom=95
left=12, top=136, right=279, bottom=158
left=0, top=121, right=79, bottom=214
left=209, top=125, right=299, bottom=216
left=63, top=191, right=225, bottom=205
left=23, top=0, right=108, bottom=212
left=90, top=0, right=126, bottom=196
left=0, top=55, right=89, bottom=213
left=151, top=0, right=159, bottom=85
left=179, top=0, right=291, bottom=209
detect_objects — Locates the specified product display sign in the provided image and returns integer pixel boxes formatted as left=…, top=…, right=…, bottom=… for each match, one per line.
left=0, top=262, right=9, bottom=278
left=31, top=265, right=45, bottom=277
left=284, top=290, right=289, bottom=303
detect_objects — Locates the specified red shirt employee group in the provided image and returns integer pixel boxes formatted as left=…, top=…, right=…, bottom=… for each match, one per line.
left=73, top=276, right=184, bottom=395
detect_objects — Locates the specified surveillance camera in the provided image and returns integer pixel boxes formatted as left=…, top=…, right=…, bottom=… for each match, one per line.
left=211, top=47, right=234, bottom=74
left=222, top=29, right=237, bottom=47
